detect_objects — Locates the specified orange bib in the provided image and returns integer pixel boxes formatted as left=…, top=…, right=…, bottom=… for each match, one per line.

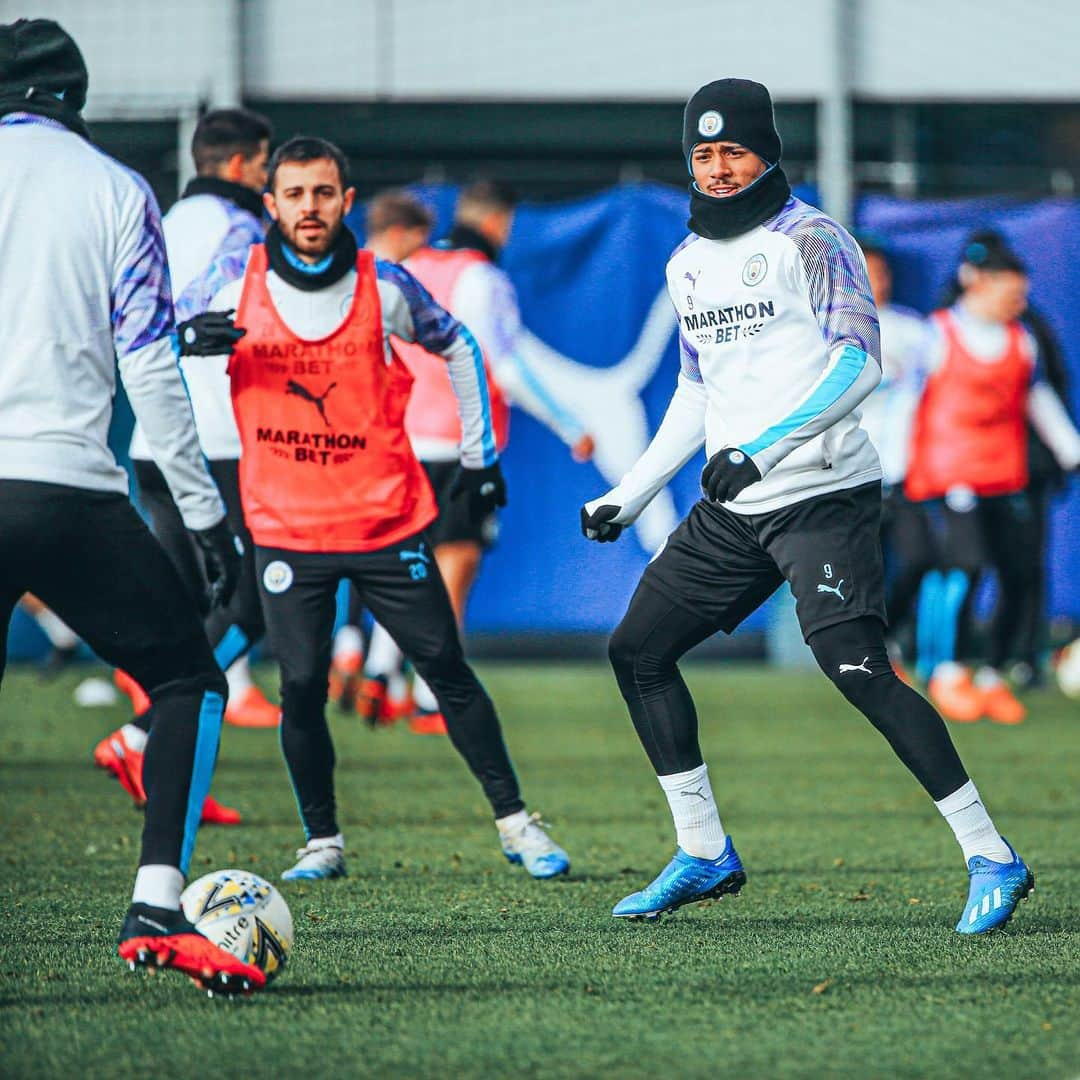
left=395, top=246, right=510, bottom=452
left=229, top=246, right=437, bottom=552
left=906, top=310, right=1030, bottom=501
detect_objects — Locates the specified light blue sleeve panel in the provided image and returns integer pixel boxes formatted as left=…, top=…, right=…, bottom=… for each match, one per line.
left=739, top=344, right=881, bottom=475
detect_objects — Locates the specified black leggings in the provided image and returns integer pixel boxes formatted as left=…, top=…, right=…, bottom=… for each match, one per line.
left=0, top=481, right=226, bottom=872
left=256, top=539, right=523, bottom=839
left=609, top=582, right=968, bottom=801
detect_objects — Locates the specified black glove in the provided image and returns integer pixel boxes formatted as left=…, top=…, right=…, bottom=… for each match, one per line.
left=191, top=519, right=243, bottom=612
left=580, top=503, right=624, bottom=543
left=450, top=461, right=508, bottom=522
left=701, top=447, right=762, bottom=502
left=175, top=310, right=246, bottom=357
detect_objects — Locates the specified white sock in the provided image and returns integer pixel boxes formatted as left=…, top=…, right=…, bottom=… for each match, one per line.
left=932, top=661, right=967, bottom=685
left=306, top=832, right=344, bottom=851
left=225, top=654, right=254, bottom=699
left=973, top=666, right=1004, bottom=690
left=365, top=623, right=403, bottom=679
left=496, top=809, right=530, bottom=837
left=934, top=780, right=1012, bottom=864
left=132, top=865, right=184, bottom=909
left=657, top=764, right=727, bottom=860
left=413, top=673, right=439, bottom=713
left=332, top=624, right=363, bottom=662
left=34, top=608, right=79, bottom=650
left=121, top=723, right=148, bottom=753
left=387, top=669, right=409, bottom=702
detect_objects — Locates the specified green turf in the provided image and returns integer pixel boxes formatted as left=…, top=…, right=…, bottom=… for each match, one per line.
left=1, top=662, right=1077, bottom=1079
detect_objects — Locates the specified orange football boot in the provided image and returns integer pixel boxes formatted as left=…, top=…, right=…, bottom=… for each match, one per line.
left=200, top=794, right=242, bottom=825
left=119, top=902, right=265, bottom=996
left=409, top=709, right=448, bottom=736
left=382, top=687, right=416, bottom=725
left=329, top=647, right=364, bottom=711
left=356, top=676, right=388, bottom=728
left=224, top=685, right=280, bottom=728
left=93, top=727, right=147, bottom=805
left=981, top=681, right=1027, bottom=725
left=114, top=669, right=151, bottom=717
left=928, top=668, right=984, bottom=723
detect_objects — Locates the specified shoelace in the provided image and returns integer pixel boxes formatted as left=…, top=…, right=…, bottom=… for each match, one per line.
left=517, top=812, right=559, bottom=855
left=295, top=844, right=342, bottom=860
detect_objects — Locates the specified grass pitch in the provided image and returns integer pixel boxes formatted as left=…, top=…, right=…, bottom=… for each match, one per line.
left=1, top=662, right=1077, bottom=1079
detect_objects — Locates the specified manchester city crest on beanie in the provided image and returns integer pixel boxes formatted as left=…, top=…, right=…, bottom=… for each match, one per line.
left=683, top=79, right=782, bottom=166
left=0, top=18, right=88, bottom=112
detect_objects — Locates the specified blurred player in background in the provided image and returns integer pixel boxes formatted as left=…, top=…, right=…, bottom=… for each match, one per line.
left=0, top=19, right=260, bottom=993
left=95, top=107, right=275, bottom=829
left=937, top=229, right=1075, bottom=690
left=856, top=236, right=936, bottom=668
left=355, top=182, right=595, bottom=733
left=582, top=78, right=1033, bottom=934
left=178, top=137, right=570, bottom=881
left=18, top=594, right=81, bottom=675
left=907, top=235, right=1080, bottom=723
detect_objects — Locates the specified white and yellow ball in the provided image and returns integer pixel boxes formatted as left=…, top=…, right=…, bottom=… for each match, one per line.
left=181, top=869, right=293, bottom=982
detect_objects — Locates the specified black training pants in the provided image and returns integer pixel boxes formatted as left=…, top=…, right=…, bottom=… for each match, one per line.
left=255, top=533, right=523, bottom=839
left=0, top=480, right=226, bottom=871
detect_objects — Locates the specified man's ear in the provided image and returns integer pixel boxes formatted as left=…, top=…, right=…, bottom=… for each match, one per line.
left=263, top=190, right=278, bottom=220
left=343, top=186, right=356, bottom=216
left=223, top=151, right=246, bottom=183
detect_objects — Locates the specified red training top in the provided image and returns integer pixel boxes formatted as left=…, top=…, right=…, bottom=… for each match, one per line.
left=229, top=245, right=437, bottom=552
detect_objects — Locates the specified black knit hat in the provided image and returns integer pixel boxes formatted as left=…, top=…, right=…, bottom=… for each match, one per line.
left=0, top=18, right=88, bottom=111
left=682, top=79, right=782, bottom=166
left=961, top=229, right=1026, bottom=274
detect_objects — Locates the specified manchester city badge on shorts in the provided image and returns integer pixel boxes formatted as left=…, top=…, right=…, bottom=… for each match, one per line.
left=697, top=110, right=723, bottom=137
left=742, top=253, right=768, bottom=286
left=262, top=560, right=294, bottom=594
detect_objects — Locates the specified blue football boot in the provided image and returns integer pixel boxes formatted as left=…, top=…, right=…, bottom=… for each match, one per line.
left=281, top=842, right=347, bottom=882
left=500, top=813, right=570, bottom=879
left=955, top=839, right=1034, bottom=934
left=613, top=837, right=746, bottom=920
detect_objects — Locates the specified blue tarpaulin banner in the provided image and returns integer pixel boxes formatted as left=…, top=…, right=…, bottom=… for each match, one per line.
left=7, top=186, right=1078, bottom=657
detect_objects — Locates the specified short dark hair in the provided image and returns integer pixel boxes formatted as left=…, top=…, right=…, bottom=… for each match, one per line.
left=366, top=189, right=435, bottom=236
left=455, top=179, right=518, bottom=222
left=267, top=135, right=350, bottom=192
left=191, top=108, right=272, bottom=175
left=854, top=232, right=890, bottom=263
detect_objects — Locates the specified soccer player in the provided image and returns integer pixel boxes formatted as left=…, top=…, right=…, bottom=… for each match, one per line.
left=179, top=137, right=569, bottom=881
left=580, top=79, right=1033, bottom=934
left=856, top=236, right=936, bottom=666
left=94, top=108, right=276, bottom=828
left=360, top=182, right=595, bottom=733
left=907, top=235, right=1080, bottom=723
left=0, top=19, right=260, bottom=992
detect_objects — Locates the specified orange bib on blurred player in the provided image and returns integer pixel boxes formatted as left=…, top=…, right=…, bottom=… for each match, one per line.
left=396, top=246, right=510, bottom=452
left=230, top=245, right=437, bottom=552
left=905, top=309, right=1030, bottom=501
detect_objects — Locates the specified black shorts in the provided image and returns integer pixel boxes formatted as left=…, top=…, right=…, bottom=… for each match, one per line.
left=0, top=479, right=218, bottom=690
left=643, top=481, right=887, bottom=641
left=255, top=532, right=461, bottom=689
left=422, top=460, right=499, bottom=550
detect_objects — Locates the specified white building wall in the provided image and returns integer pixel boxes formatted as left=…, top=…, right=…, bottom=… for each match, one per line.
left=14, top=0, right=1080, bottom=113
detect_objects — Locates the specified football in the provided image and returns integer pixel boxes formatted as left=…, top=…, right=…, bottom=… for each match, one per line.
left=1055, top=638, right=1080, bottom=700
left=180, top=870, right=293, bottom=983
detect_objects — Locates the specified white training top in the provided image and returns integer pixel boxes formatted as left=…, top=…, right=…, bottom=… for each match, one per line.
left=859, top=303, right=929, bottom=486
left=129, top=192, right=264, bottom=460
left=409, top=256, right=586, bottom=463
left=183, top=243, right=498, bottom=469
left=589, top=195, right=883, bottom=521
left=0, top=114, right=223, bottom=530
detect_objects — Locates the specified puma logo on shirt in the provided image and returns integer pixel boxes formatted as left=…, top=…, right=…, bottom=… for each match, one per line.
left=286, top=379, right=337, bottom=427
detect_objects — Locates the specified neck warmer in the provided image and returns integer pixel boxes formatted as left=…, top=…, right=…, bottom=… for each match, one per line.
left=266, top=221, right=357, bottom=292
left=182, top=175, right=264, bottom=220
left=687, top=163, right=791, bottom=241
left=0, top=88, right=89, bottom=139
left=446, top=223, right=500, bottom=264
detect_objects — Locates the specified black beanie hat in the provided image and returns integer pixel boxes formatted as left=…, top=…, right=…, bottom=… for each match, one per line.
left=961, top=229, right=1027, bottom=274
left=683, top=79, right=782, bottom=167
left=0, top=18, right=88, bottom=112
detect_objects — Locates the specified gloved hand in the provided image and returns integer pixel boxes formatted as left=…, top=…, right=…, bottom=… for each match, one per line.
left=191, top=519, right=243, bottom=612
left=580, top=503, right=624, bottom=543
left=450, top=461, right=508, bottom=522
left=175, top=310, right=247, bottom=357
left=701, top=447, right=762, bottom=503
